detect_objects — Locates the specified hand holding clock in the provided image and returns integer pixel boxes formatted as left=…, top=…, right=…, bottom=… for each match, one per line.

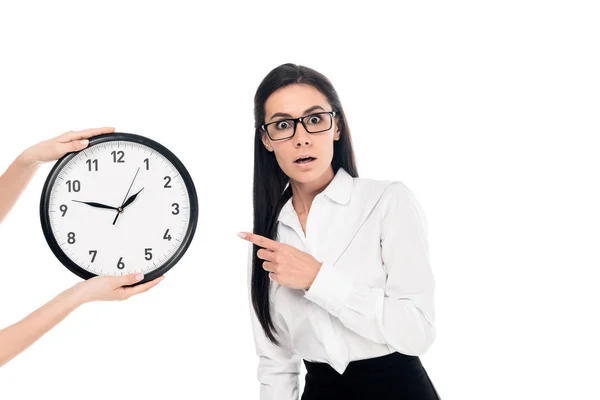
left=73, top=272, right=164, bottom=303
left=0, top=127, right=166, bottom=368
left=21, top=127, right=116, bottom=165
left=0, top=127, right=115, bottom=225
left=0, top=272, right=164, bottom=368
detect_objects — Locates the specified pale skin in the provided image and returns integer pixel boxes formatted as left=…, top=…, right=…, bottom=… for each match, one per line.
left=0, top=127, right=163, bottom=368
left=239, top=83, right=343, bottom=290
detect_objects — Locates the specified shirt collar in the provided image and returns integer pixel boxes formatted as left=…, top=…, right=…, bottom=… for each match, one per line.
left=278, top=167, right=354, bottom=222
left=321, top=167, right=353, bottom=205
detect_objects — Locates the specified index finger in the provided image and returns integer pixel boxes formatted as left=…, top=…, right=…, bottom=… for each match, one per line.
left=238, top=232, right=280, bottom=251
left=60, top=127, right=115, bottom=142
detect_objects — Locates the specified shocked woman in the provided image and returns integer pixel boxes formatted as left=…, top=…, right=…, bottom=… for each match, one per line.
left=239, top=64, right=440, bottom=399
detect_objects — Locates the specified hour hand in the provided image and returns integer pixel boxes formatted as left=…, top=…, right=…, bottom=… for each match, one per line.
left=72, top=200, right=119, bottom=211
left=122, top=188, right=144, bottom=209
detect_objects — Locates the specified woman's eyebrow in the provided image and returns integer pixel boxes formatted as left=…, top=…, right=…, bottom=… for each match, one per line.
left=268, top=105, right=327, bottom=122
left=269, top=112, right=293, bottom=121
left=303, top=105, right=326, bottom=115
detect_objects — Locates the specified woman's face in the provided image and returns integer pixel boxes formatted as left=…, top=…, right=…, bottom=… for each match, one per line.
left=262, top=84, right=340, bottom=184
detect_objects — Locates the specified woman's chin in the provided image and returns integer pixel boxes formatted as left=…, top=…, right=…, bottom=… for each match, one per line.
left=285, top=162, right=331, bottom=184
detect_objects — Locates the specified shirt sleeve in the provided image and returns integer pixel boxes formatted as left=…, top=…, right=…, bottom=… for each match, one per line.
left=247, top=243, right=301, bottom=400
left=303, top=182, right=436, bottom=356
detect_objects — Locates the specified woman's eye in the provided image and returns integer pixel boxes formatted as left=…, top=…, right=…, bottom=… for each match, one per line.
left=276, top=121, right=291, bottom=130
left=307, top=115, right=322, bottom=124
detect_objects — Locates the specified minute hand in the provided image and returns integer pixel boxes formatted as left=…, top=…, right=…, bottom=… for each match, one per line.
left=72, top=200, right=119, bottom=211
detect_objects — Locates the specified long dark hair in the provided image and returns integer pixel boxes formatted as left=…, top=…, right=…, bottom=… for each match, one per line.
left=251, top=63, right=358, bottom=344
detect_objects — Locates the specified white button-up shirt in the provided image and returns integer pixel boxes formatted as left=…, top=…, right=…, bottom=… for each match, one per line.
left=248, top=167, right=436, bottom=400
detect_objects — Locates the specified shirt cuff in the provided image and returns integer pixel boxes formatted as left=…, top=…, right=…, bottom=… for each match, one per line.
left=304, top=262, right=355, bottom=317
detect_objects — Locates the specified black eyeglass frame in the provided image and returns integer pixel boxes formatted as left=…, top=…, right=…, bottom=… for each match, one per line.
left=260, top=111, right=337, bottom=141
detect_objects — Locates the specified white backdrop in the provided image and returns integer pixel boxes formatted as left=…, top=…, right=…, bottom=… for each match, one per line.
left=0, top=1, right=598, bottom=399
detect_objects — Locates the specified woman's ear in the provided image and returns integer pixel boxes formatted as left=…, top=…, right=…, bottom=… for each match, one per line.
left=261, top=133, right=273, bottom=152
left=334, top=116, right=341, bottom=141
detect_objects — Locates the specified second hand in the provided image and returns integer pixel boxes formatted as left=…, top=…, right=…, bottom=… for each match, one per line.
left=113, top=167, right=140, bottom=226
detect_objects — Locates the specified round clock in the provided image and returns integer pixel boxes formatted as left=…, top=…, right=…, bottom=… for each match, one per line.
left=39, top=132, right=198, bottom=283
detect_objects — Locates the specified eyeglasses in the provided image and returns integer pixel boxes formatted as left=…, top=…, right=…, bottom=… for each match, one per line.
left=261, top=111, right=337, bottom=141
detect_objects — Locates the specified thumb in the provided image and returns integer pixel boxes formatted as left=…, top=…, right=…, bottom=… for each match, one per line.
left=115, top=272, right=145, bottom=287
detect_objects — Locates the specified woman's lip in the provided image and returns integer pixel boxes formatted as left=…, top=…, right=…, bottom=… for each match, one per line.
left=294, top=157, right=316, bottom=163
left=294, top=158, right=316, bottom=168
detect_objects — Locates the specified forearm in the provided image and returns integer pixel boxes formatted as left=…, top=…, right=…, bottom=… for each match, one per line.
left=0, top=285, right=83, bottom=367
left=305, top=265, right=435, bottom=355
left=342, top=286, right=435, bottom=355
left=258, top=355, right=300, bottom=400
left=0, top=152, right=40, bottom=224
left=251, top=305, right=300, bottom=400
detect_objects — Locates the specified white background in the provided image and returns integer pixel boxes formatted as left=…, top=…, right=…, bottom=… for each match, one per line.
left=0, top=1, right=598, bottom=399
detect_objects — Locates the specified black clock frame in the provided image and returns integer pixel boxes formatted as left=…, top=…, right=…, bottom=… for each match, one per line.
left=39, top=132, right=198, bottom=284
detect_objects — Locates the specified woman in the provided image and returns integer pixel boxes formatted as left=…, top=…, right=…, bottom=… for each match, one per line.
left=0, top=127, right=163, bottom=368
left=239, top=64, right=440, bottom=399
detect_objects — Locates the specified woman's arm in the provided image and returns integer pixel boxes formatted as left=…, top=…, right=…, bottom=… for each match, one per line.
left=0, top=127, right=114, bottom=224
left=247, top=244, right=301, bottom=400
left=0, top=273, right=163, bottom=368
left=304, top=182, right=436, bottom=356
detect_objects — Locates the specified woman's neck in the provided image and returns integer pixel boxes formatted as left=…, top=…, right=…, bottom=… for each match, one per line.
left=290, top=166, right=335, bottom=217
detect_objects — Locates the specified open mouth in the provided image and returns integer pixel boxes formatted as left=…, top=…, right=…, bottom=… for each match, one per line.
left=294, top=156, right=316, bottom=164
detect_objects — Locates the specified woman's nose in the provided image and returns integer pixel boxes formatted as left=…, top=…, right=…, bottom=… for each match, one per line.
left=293, top=124, right=311, bottom=147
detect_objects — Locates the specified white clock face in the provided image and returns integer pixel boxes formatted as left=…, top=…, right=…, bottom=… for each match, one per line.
left=46, top=140, right=192, bottom=276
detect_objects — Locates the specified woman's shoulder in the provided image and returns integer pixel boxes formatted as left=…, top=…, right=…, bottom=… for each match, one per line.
left=356, top=177, right=428, bottom=238
left=352, top=175, right=415, bottom=202
left=352, top=175, right=426, bottom=225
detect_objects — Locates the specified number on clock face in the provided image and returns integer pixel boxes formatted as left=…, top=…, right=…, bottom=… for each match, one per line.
left=47, top=141, right=192, bottom=276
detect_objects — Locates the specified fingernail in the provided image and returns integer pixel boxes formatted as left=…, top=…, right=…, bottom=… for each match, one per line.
left=237, top=232, right=246, bottom=239
left=80, top=139, right=89, bottom=146
left=135, top=273, right=144, bottom=281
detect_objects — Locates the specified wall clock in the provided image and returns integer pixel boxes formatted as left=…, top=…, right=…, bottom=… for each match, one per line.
left=39, top=132, right=198, bottom=284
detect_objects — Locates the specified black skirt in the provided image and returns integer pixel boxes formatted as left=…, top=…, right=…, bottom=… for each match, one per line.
left=302, top=352, right=440, bottom=399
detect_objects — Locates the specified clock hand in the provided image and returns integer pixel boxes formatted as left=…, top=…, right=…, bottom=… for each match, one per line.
left=120, top=167, right=140, bottom=206
left=112, top=209, right=121, bottom=225
left=113, top=167, right=141, bottom=226
left=121, top=187, right=144, bottom=209
left=72, top=200, right=120, bottom=211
